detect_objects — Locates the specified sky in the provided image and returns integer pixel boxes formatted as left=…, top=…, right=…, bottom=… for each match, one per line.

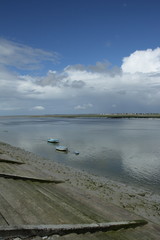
left=1, top=0, right=160, bottom=115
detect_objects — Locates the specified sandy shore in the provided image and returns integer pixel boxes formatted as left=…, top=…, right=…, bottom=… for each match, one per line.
left=0, top=141, right=159, bottom=226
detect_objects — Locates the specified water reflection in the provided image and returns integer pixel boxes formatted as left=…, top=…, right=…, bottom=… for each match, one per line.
left=0, top=117, right=160, bottom=192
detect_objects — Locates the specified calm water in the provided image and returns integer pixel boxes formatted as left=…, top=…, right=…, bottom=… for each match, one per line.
left=0, top=117, right=160, bottom=193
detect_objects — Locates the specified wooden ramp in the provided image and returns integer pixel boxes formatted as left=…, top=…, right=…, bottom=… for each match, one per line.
left=0, top=153, right=159, bottom=239
left=0, top=177, right=159, bottom=240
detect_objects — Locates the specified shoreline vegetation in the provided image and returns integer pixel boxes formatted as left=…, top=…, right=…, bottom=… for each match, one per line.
left=1, top=113, right=160, bottom=119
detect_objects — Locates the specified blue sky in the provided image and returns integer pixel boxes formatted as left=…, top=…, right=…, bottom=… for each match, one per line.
left=0, top=0, right=160, bottom=115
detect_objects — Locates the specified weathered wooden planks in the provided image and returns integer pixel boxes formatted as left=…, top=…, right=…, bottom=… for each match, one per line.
left=0, top=179, right=104, bottom=225
left=0, top=172, right=64, bottom=183
left=0, top=158, right=64, bottom=183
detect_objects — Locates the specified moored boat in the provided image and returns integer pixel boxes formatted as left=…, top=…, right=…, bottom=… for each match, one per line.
left=56, top=146, right=68, bottom=152
left=47, top=138, right=59, bottom=143
left=74, top=151, right=79, bottom=155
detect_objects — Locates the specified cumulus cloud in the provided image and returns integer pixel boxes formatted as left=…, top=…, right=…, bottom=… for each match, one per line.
left=1, top=39, right=160, bottom=114
left=71, top=80, right=86, bottom=88
left=66, top=62, right=122, bottom=75
left=122, top=48, right=160, bottom=73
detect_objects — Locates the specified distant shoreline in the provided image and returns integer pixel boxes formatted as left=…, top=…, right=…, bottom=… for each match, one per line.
left=1, top=113, right=160, bottom=119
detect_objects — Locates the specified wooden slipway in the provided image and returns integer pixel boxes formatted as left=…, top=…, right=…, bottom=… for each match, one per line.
left=0, top=178, right=159, bottom=240
left=0, top=152, right=159, bottom=239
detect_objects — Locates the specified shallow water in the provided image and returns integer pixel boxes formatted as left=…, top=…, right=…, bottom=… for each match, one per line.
left=0, top=117, right=160, bottom=193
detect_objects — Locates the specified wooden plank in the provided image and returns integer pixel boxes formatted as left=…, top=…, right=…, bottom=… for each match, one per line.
left=0, top=193, right=26, bottom=225
left=0, top=178, right=111, bottom=225
left=0, top=221, right=148, bottom=238
left=0, top=162, right=64, bottom=183
left=0, top=154, right=24, bottom=164
left=10, top=179, right=98, bottom=224
left=33, top=182, right=109, bottom=223
left=0, top=172, right=64, bottom=183
left=34, top=182, right=140, bottom=223
left=0, top=212, right=8, bottom=226
left=0, top=178, right=67, bottom=225
left=0, top=178, right=90, bottom=225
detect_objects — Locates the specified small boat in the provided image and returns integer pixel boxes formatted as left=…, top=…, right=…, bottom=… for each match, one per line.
left=74, top=151, right=80, bottom=155
left=47, top=138, right=59, bottom=143
left=56, top=146, right=68, bottom=152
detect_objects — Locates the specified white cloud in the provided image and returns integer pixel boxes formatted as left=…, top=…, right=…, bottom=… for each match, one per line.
left=17, top=74, right=71, bottom=99
left=74, top=103, right=93, bottom=110
left=1, top=40, right=160, bottom=114
left=32, top=106, right=45, bottom=110
left=122, top=48, right=160, bottom=73
left=0, top=38, right=58, bottom=70
left=112, top=104, right=117, bottom=108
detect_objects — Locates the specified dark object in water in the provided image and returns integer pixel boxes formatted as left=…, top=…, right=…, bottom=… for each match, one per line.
left=74, top=151, right=79, bottom=155
left=56, top=146, right=68, bottom=152
left=48, top=139, right=59, bottom=143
